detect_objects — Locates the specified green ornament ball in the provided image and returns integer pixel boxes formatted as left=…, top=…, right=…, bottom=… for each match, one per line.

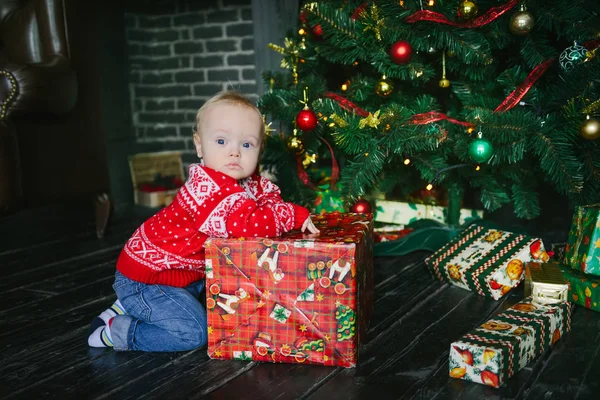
left=559, top=42, right=588, bottom=72
left=468, top=137, right=494, bottom=162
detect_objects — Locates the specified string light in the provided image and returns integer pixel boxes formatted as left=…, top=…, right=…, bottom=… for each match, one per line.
left=298, top=28, right=306, bottom=36
left=475, top=165, right=481, bottom=171
left=403, top=158, right=411, bottom=165
left=341, top=82, right=349, bottom=91
left=426, top=183, right=433, bottom=191
left=467, top=127, right=475, bottom=134
left=427, top=0, right=435, bottom=6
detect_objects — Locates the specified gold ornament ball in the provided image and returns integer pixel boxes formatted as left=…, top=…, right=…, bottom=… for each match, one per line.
left=286, top=136, right=305, bottom=153
left=509, top=10, right=535, bottom=36
left=439, top=78, right=451, bottom=88
left=581, top=117, right=600, bottom=140
left=375, top=78, right=394, bottom=97
left=457, top=0, right=478, bottom=20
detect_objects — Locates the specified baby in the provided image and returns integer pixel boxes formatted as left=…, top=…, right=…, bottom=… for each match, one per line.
left=88, top=90, right=318, bottom=351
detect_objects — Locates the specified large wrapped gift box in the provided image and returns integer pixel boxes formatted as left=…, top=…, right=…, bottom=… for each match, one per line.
left=449, top=297, right=571, bottom=388
left=425, top=225, right=548, bottom=300
left=564, top=205, right=600, bottom=275
left=375, top=200, right=484, bottom=226
left=204, top=212, right=373, bottom=368
left=559, top=264, right=600, bottom=312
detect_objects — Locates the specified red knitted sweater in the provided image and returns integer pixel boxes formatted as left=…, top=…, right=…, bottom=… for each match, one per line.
left=116, top=164, right=310, bottom=287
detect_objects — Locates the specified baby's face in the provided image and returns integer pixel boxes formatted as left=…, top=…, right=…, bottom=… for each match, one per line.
left=193, top=103, right=262, bottom=180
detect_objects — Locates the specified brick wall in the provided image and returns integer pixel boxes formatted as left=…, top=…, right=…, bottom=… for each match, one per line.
left=126, top=0, right=258, bottom=167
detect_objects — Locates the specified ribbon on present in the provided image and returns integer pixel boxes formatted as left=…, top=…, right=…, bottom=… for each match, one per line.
left=405, top=0, right=518, bottom=28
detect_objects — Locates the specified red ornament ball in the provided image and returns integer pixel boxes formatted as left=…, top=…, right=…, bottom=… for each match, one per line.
left=312, top=24, right=323, bottom=38
left=299, top=10, right=308, bottom=24
left=350, top=199, right=371, bottom=214
left=296, top=109, right=318, bottom=131
left=389, top=40, right=413, bottom=65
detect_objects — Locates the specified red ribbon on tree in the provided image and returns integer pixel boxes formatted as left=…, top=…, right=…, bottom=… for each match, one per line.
left=323, top=92, right=369, bottom=117
left=409, top=111, right=474, bottom=127
left=296, top=136, right=340, bottom=190
left=494, top=58, right=555, bottom=112
left=406, top=0, right=519, bottom=27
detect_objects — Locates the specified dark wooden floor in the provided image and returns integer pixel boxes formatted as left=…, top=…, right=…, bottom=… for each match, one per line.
left=2, top=203, right=599, bottom=400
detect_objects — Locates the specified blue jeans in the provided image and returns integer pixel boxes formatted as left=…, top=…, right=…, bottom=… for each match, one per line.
left=110, top=271, right=207, bottom=352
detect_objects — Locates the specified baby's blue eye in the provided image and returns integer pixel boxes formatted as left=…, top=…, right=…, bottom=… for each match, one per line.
left=217, top=139, right=225, bottom=145
left=242, top=142, right=252, bottom=148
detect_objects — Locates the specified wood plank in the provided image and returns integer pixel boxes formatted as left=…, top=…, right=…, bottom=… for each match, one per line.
left=304, top=285, right=516, bottom=399
left=0, top=275, right=115, bottom=338
left=0, top=256, right=117, bottom=311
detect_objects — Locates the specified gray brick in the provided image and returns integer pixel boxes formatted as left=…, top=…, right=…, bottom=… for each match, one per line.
left=138, top=112, right=188, bottom=124
left=145, top=100, right=176, bottom=111
left=182, top=152, right=201, bottom=165
left=135, top=85, right=192, bottom=97
left=140, top=72, right=162, bottom=84
left=241, top=38, right=254, bottom=51
left=241, top=8, right=253, bottom=21
left=193, top=55, right=224, bottom=68
left=145, top=126, right=178, bottom=138
left=161, top=140, right=188, bottom=151
left=227, top=54, right=254, bottom=66
left=226, top=23, right=253, bottom=37
left=205, top=10, right=238, bottom=23
left=242, top=69, right=256, bottom=80
left=185, top=112, right=199, bottom=122
left=140, top=43, right=171, bottom=57
left=157, top=57, right=181, bottom=69
left=223, top=0, right=251, bottom=6
left=174, top=41, right=204, bottom=55
left=180, top=57, right=191, bottom=68
left=178, top=99, right=203, bottom=110
left=180, top=126, right=197, bottom=137
left=192, top=26, right=223, bottom=39
left=155, top=30, right=179, bottom=42
left=174, top=13, right=205, bottom=26
left=130, top=57, right=160, bottom=70
left=208, top=69, right=239, bottom=81
left=174, top=70, right=206, bottom=83
left=229, top=83, right=257, bottom=94
left=135, top=126, right=144, bottom=138
left=193, top=83, right=223, bottom=96
left=136, top=141, right=166, bottom=153
left=138, top=140, right=187, bottom=153
left=134, top=100, right=143, bottom=111
left=180, top=29, right=190, bottom=40
left=138, top=16, right=172, bottom=29
left=206, top=39, right=236, bottom=52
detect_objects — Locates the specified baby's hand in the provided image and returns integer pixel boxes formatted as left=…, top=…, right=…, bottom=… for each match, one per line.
left=301, top=216, right=320, bottom=234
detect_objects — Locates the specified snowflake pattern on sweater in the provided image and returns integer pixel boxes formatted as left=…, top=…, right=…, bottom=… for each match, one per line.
left=116, top=164, right=310, bottom=287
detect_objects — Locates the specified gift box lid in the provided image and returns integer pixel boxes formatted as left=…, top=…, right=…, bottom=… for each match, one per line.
left=281, top=212, right=373, bottom=245
left=525, top=262, right=568, bottom=287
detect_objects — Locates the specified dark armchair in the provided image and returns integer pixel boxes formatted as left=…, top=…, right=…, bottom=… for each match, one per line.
left=0, top=0, right=77, bottom=212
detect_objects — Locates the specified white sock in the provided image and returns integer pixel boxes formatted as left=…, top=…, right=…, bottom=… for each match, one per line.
left=89, top=299, right=126, bottom=333
left=99, top=299, right=126, bottom=325
left=88, top=317, right=114, bottom=348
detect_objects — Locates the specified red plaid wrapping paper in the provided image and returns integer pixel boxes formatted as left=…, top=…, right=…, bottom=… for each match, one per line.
left=204, top=212, right=374, bottom=368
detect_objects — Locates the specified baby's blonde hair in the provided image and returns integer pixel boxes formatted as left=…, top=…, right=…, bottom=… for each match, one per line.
left=194, top=90, right=265, bottom=138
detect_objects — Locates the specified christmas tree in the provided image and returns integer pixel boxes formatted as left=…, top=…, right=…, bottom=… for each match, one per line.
left=258, top=0, right=600, bottom=224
